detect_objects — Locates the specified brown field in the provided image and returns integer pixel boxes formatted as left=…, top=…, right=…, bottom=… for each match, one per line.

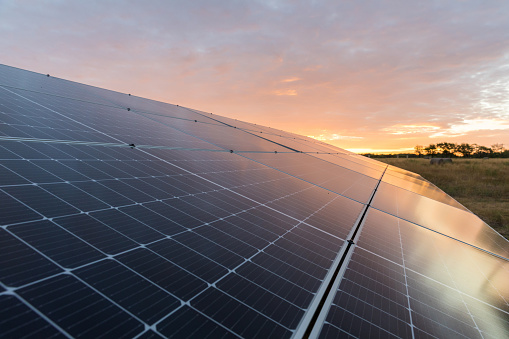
left=376, top=158, right=509, bottom=240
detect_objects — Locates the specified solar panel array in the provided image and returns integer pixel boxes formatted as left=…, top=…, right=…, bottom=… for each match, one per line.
left=1, top=63, right=508, bottom=339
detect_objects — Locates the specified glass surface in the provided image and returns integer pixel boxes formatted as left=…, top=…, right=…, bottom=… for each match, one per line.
left=307, top=153, right=385, bottom=179
left=332, top=153, right=388, bottom=173
left=2, top=87, right=223, bottom=150
left=1, top=134, right=362, bottom=337
left=386, top=165, right=424, bottom=180
left=383, top=170, right=468, bottom=211
left=0, top=64, right=121, bottom=107
left=141, top=113, right=293, bottom=152
left=4, top=63, right=508, bottom=339
left=318, top=208, right=509, bottom=338
left=241, top=152, right=378, bottom=203
left=372, top=182, right=509, bottom=258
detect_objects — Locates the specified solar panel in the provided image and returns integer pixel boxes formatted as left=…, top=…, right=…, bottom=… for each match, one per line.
left=1, top=63, right=508, bottom=338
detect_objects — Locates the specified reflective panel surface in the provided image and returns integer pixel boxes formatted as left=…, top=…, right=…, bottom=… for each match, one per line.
left=1, top=63, right=508, bottom=338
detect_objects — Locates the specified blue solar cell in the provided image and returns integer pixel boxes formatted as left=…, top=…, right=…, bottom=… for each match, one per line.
left=0, top=164, right=30, bottom=185
left=0, top=295, right=65, bottom=338
left=157, top=306, right=238, bottom=339
left=53, top=214, right=138, bottom=254
left=9, top=220, right=105, bottom=268
left=41, top=183, right=110, bottom=211
left=191, top=288, right=292, bottom=338
left=32, top=160, right=94, bottom=181
left=17, top=275, right=143, bottom=337
left=90, top=209, right=165, bottom=244
left=71, top=180, right=136, bottom=206
left=119, top=204, right=187, bottom=236
left=148, top=239, right=229, bottom=283
left=173, top=231, right=245, bottom=269
left=2, top=160, right=62, bottom=183
left=116, top=248, right=208, bottom=300
left=2, top=185, right=78, bottom=219
left=74, top=259, right=181, bottom=324
left=0, top=229, right=62, bottom=286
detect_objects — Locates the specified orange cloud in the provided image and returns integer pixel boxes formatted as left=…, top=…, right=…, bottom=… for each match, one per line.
left=273, top=89, right=298, bottom=96
left=281, top=77, right=301, bottom=83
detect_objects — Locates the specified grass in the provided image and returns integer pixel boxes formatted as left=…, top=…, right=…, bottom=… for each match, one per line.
left=376, top=158, right=509, bottom=240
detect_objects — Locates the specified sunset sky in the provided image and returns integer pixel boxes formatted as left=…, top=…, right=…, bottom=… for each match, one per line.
left=1, top=0, right=509, bottom=153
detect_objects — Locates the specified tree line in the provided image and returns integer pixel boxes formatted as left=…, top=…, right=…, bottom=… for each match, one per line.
left=414, top=142, right=507, bottom=158
left=361, top=142, right=508, bottom=158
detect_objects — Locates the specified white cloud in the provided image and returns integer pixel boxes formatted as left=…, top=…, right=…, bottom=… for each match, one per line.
left=430, top=119, right=509, bottom=138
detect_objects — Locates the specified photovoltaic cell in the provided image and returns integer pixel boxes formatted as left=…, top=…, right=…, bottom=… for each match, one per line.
left=17, top=274, right=144, bottom=338
left=1, top=63, right=508, bottom=338
left=9, top=220, right=105, bottom=268
left=372, top=181, right=509, bottom=258
left=0, top=295, right=65, bottom=338
left=316, top=209, right=509, bottom=338
left=240, top=152, right=378, bottom=203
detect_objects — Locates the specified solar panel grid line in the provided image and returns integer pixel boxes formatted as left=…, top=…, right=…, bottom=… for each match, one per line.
left=370, top=205, right=509, bottom=263
left=117, top=197, right=346, bottom=338
left=405, top=268, right=509, bottom=319
left=117, top=107, right=226, bottom=128
left=138, top=190, right=354, bottom=335
left=427, top=239, right=485, bottom=338
left=4, top=220, right=229, bottom=338
left=0, top=188, right=46, bottom=224
left=184, top=106, right=316, bottom=146
left=1, top=86, right=131, bottom=146
left=301, top=166, right=388, bottom=338
left=236, top=153, right=372, bottom=205
left=1, top=85, right=230, bottom=152
left=2, top=292, right=73, bottom=338
left=405, top=277, right=485, bottom=337
left=345, top=211, right=509, bottom=338
left=117, top=148, right=365, bottom=335
left=395, top=217, right=416, bottom=339
left=0, top=228, right=152, bottom=336
left=150, top=305, right=242, bottom=339
left=4, top=88, right=370, bottom=160
left=0, top=136, right=229, bottom=152
left=132, top=109, right=293, bottom=154
left=131, top=150, right=378, bottom=334
left=301, top=212, right=368, bottom=339
left=318, top=248, right=414, bottom=338
left=4, top=216, right=161, bottom=285
left=339, top=238, right=509, bottom=322
left=1, top=144, right=352, bottom=249
left=140, top=149, right=357, bottom=243
left=1, top=142, right=354, bottom=310
left=294, top=186, right=383, bottom=338
left=0, top=161, right=254, bottom=286
left=0, top=83, right=126, bottom=112
left=3, top=172, right=242, bottom=230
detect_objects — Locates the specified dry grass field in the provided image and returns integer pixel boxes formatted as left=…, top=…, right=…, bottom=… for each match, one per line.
left=377, top=158, right=509, bottom=240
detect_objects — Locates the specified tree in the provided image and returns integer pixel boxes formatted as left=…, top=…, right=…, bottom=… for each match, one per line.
left=424, top=144, right=438, bottom=157
left=455, top=143, right=474, bottom=157
left=474, top=145, right=493, bottom=158
left=491, top=143, right=505, bottom=155
left=414, top=145, right=424, bottom=157
left=436, top=142, right=456, bottom=156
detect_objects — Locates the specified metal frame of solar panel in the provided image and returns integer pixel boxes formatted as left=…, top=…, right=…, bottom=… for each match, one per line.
left=1, top=63, right=508, bottom=339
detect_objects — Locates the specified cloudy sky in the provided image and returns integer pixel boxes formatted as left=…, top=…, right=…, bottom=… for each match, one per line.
left=1, top=0, right=509, bottom=153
